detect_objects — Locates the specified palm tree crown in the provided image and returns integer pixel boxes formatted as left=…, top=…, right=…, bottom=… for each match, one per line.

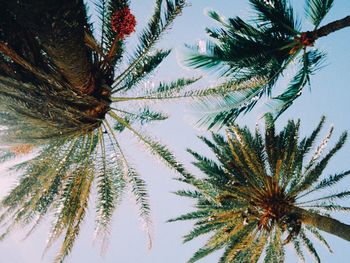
left=186, top=0, right=350, bottom=128
left=171, top=114, right=350, bottom=262
left=0, top=0, right=192, bottom=261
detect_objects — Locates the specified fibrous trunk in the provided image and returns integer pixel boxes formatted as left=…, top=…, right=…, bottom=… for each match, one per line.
left=4, top=0, right=94, bottom=95
left=315, top=15, right=350, bottom=38
left=290, top=205, right=350, bottom=242
left=1, top=0, right=112, bottom=122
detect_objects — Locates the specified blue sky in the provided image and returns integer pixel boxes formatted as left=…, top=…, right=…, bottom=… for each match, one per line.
left=1, top=0, right=350, bottom=262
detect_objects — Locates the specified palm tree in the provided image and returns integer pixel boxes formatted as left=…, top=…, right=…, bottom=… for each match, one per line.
left=186, top=0, right=350, bottom=128
left=0, top=0, right=193, bottom=261
left=171, top=114, right=350, bottom=262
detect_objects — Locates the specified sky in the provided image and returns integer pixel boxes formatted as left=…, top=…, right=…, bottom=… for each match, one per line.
left=1, top=0, right=350, bottom=262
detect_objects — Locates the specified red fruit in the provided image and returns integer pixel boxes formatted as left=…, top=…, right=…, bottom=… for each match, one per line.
left=111, top=7, right=136, bottom=39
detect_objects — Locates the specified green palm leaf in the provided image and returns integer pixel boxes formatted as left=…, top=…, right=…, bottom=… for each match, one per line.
left=173, top=115, right=350, bottom=262
left=270, top=50, right=325, bottom=119
left=185, top=0, right=349, bottom=127
left=305, top=0, right=334, bottom=28
left=0, top=0, right=191, bottom=261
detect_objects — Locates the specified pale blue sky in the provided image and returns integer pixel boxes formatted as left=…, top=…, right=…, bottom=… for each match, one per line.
left=1, top=1, right=350, bottom=262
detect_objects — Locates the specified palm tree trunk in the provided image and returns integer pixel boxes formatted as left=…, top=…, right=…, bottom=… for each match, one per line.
left=290, top=206, right=350, bottom=241
left=5, top=0, right=95, bottom=95
left=314, top=15, right=350, bottom=39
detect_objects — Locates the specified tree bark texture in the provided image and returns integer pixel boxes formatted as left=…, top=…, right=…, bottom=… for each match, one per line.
left=290, top=205, right=350, bottom=242
left=315, top=15, right=350, bottom=39
left=3, top=0, right=94, bottom=94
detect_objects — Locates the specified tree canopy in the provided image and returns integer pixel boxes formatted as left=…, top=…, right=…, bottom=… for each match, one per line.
left=186, top=0, right=350, bottom=128
left=172, top=114, right=350, bottom=262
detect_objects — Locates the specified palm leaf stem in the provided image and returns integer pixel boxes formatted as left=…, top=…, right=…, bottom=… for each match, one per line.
left=108, top=110, right=194, bottom=180
left=0, top=42, right=61, bottom=87
left=102, top=119, right=153, bottom=249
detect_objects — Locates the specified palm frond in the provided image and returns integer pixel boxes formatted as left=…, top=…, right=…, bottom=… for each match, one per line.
left=305, top=225, right=333, bottom=253
left=44, top=135, right=97, bottom=256
left=271, top=50, right=325, bottom=119
left=183, top=222, right=223, bottom=243
left=0, top=150, right=16, bottom=163
left=193, top=85, right=263, bottom=129
left=250, top=232, right=268, bottom=262
left=249, top=0, right=300, bottom=34
left=0, top=0, right=189, bottom=261
left=175, top=115, right=348, bottom=262
left=288, top=116, right=326, bottom=191
left=264, top=227, right=285, bottom=263
left=54, top=168, right=94, bottom=263
left=173, top=189, right=202, bottom=199
left=136, top=107, right=168, bottom=124
left=299, top=170, right=350, bottom=198
left=112, top=0, right=187, bottom=89
left=305, top=0, right=334, bottom=28
left=298, top=190, right=350, bottom=205
left=96, top=0, right=129, bottom=52
left=183, top=0, right=343, bottom=126
left=300, top=229, right=321, bottom=263
left=112, top=77, right=200, bottom=102
left=292, top=238, right=306, bottom=262
left=291, top=132, right=347, bottom=195
left=94, top=128, right=126, bottom=253
left=113, top=49, right=171, bottom=92
left=113, top=107, right=168, bottom=132
left=168, top=210, right=211, bottom=223
left=188, top=246, right=221, bottom=263
left=104, top=120, right=154, bottom=248
left=301, top=204, right=350, bottom=212
left=148, top=77, right=200, bottom=95
left=127, top=167, right=153, bottom=248
left=109, top=110, right=194, bottom=180
left=219, top=223, right=258, bottom=263
left=206, top=10, right=228, bottom=26
left=187, top=149, right=227, bottom=182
